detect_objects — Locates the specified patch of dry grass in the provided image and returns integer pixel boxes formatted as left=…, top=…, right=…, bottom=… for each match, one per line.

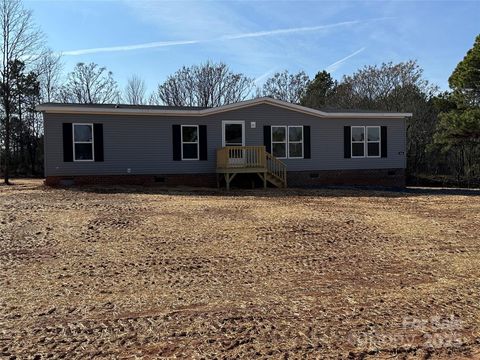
left=0, top=180, right=479, bottom=359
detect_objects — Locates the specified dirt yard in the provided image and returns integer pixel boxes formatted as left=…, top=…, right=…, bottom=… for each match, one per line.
left=0, top=179, right=479, bottom=359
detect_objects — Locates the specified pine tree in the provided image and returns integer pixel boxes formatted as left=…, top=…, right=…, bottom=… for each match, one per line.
left=434, top=35, right=480, bottom=184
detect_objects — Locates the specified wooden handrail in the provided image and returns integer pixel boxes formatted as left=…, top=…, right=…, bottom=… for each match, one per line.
left=217, top=145, right=287, bottom=187
left=217, top=146, right=266, bottom=169
left=266, top=152, right=287, bottom=186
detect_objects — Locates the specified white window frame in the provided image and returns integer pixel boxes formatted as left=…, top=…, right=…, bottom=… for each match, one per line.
left=287, top=125, right=304, bottom=159
left=271, top=125, right=288, bottom=159
left=271, top=125, right=305, bottom=159
left=181, top=125, right=199, bottom=161
left=366, top=126, right=381, bottom=158
left=351, top=126, right=365, bottom=158
left=222, top=120, right=245, bottom=147
left=73, top=123, right=94, bottom=162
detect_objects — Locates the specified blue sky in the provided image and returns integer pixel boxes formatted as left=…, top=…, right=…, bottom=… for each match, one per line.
left=26, top=0, right=480, bottom=95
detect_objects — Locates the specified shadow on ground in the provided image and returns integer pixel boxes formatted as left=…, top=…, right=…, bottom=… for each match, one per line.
left=3, top=178, right=479, bottom=198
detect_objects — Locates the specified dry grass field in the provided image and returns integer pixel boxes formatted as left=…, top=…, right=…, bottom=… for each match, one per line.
left=0, top=179, right=479, bottom=359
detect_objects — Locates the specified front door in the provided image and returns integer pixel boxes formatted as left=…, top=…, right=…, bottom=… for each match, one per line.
left=222, top=121, right=245, bottom=165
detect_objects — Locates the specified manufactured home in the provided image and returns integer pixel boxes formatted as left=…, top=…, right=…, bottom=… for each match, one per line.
left=36, top=98, right=411, bottom=188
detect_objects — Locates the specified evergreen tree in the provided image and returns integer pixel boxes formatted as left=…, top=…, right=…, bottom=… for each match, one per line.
left=434, top=35, right=480, bottom=184
left=300, top=71, right=336, bottom=109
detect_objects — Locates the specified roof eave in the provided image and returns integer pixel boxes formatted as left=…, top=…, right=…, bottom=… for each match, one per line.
left=34, top=105, right=205, bottom=116
left=35, top=98, right=413, bottom=119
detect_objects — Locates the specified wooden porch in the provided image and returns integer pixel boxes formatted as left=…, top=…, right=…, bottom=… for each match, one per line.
left=216, top=146, right=287, bottom=190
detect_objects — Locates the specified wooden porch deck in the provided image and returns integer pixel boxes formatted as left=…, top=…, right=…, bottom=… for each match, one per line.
left=216, top=146, right=287, bottom=189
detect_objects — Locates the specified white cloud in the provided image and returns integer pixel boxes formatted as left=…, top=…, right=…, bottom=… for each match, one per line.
left=326, top=47, right=366, bottom=73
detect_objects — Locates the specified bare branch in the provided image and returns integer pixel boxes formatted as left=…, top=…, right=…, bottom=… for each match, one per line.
left=259, top=70, right=310, bottom=104
left=59, top=62, right=120, bottom=104
left=124, top=74, right=146, bottom=105
left=35, top=49, right=62, bottom=102
left=0, top=0, right=45, bottom=183
left=154, top=61, right=253, bottom=107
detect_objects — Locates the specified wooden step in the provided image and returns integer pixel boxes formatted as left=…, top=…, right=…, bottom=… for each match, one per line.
left=266, top=172, right=286, bottom=188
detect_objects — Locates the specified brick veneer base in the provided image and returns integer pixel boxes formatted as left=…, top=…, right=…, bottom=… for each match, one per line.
left=45, top=169, right=405, bottom=188
left=287, top=168, right=405, bottom=188
left=45, top=174, right=217, bottom=187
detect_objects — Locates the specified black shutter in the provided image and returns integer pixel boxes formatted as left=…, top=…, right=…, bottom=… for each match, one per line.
left=172, top=125, right=181, bottom=161
left=381, top=126, right=387, bottom=158
left=344, top=126, right=351, bottom=158
left=303, top=126, right=311, bottom=159
left=264, top=126, right=271, bottom=153
left=199, top=125, right=207, bottom=160
left=93, top=124, right=104, bottom=162
left=62, top=123, right=73, bottom=162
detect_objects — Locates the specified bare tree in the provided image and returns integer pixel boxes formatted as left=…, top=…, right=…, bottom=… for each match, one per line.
left=0, top=0, right=45, bottom=184
left=59, top=62, right=120, bottom=104
left=329, top=61, right=436, bottom=111
left=148, top=91, right=161, bottom=105
left=124, top=74, right=146, bottom=105
left=325, top=61, right=439, bottom=176
left=155, top=62, right=254, bottom=107
left=36, top=49, right=62, bottom=102
left=259, top=70, right=310, bottom=104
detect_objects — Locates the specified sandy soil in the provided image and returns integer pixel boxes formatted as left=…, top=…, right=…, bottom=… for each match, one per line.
left=0, top=179, right=479, bottom=359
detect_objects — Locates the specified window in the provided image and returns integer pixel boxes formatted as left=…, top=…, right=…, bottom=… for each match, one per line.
left=73, top=124, right=94, bottom=161
left=351, top=126, right=365, bottom=158
left=181, top=125, right=199, bottom=160
left=271, top=126, right=304, bottom=159
left=223, top=121, right=244, bottom=146
left=351, top=126, right=381, bottom=158
left=288, top=126, right=303, bottom=158
left=367, top=126, right=380, bottom=157
left=271, top=126, right=287, bottom=158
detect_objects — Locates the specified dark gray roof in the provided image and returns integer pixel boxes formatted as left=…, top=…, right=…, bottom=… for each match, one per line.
left=39, top=102, right=400, bottom=114
left=38, top=102, right=210, bottom=111
left=317, top=107, right=397, bottom=113
left=36, top=98, right=412, bottom=118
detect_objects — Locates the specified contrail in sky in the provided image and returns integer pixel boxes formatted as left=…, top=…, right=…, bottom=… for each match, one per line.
left=254, top=67, right=278, bottom=85
left=326, top=47, right=366, bottom=73
left=62, top=18, right=390, bottom=56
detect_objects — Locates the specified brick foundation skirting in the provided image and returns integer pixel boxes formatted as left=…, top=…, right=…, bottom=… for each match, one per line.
left=45, top=168, right=405, bottom=188
left=45, top=174, right=217, bottom=187
left=287, top=168, right=405, bottom=188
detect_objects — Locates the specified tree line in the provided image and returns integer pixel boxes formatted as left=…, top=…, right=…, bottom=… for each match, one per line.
left=0, top=0, right=478, bottom=186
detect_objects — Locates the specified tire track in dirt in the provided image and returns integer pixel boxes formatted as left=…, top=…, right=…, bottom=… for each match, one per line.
left=1, top=182, right=479, bottom=359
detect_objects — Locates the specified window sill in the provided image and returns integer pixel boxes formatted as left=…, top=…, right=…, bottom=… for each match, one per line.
left=351, top=156, right=383, bottom=159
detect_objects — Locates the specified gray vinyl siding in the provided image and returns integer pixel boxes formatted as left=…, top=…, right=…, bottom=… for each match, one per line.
left=43, top=103, right=406, bottom=177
